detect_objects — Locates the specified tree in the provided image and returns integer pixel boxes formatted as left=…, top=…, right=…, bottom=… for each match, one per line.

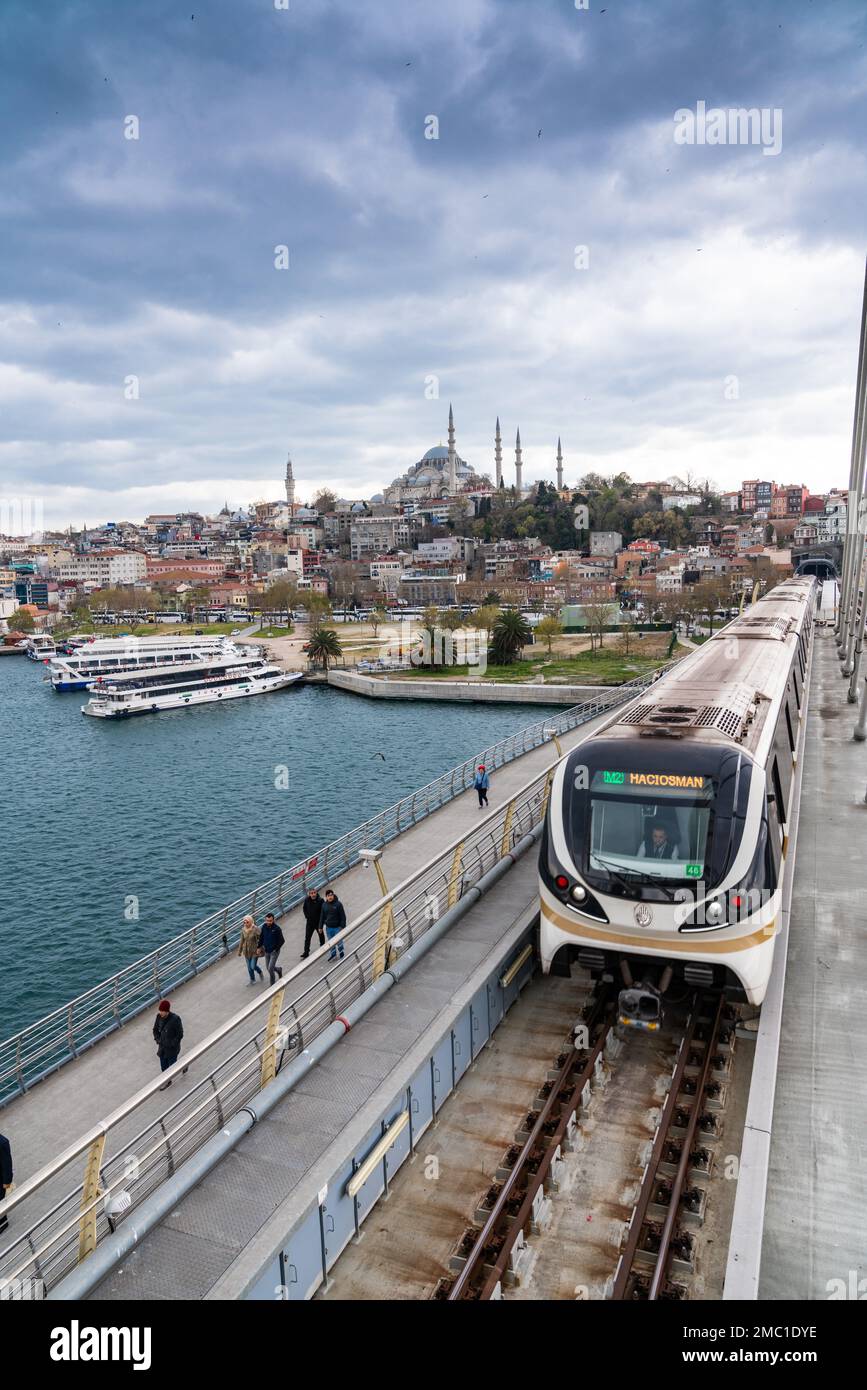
left=536, top=616, right=563, bottom=654
left=300, top=593, right=332, bottom=624
left=313, top=489, right=337, bottom=514
left=369, top=608, right=388, bottom=637
left=437, top=608, right=464, bottom=632
left=491, top=609, right=531, bottom=666
left=584, top=601, right=614, bottom=654
left=182, top=584, right=213, bottom=617
left=8, top=607, right=35, bottom=632
left=483, top=590, right=502, bottom=606
left=306, top=626, right=342, bottom=671
left=679, top=588, right=703, bottom=636
left=619, top=613, right=639, bottom=657
left=694, top=579, right=724, bottom=635
left=94, top=586, right=136, bottom=614
left=655, top=593, right=685, bottom=633
left=260, top=578, right=298, bottom=621
left=469, top=604, right=500, bottom=633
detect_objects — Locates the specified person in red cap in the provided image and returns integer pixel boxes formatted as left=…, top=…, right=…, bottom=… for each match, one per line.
left=473, top=764, right=490, bottom=807
left=153, top=999, right=185, bottom=1090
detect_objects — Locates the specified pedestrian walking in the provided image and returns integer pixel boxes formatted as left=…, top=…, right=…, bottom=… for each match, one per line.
left=474, top=764, right=490, bottom=807
left=237, top=914, right=264, bottom=984
left=321, top=888, right=347, bottom=961
left=153, top=1000, right=185, bottom=1089
left=0, top=1132, right=12, bottom=1235
left=260, top=912, right=285, bottom=984
left=301, top=887, right=325, bottom=959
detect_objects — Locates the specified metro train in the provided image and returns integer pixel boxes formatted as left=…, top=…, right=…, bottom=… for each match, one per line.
left=539, top=578, right=816, bottom=1025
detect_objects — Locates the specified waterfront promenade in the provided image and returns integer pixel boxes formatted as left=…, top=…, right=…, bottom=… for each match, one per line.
left=2, top=702, right=618, bottom=1237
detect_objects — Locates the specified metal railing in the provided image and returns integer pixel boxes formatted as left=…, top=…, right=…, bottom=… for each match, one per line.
left=0, top=664, right=674, bottom=1109
left=0, top=761, right=555, bottom=1294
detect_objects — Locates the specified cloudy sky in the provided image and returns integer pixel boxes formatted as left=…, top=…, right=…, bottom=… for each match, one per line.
left=2, top=0, right=866, bottom=527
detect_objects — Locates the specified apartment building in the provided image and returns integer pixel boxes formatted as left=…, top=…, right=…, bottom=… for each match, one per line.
left=55, top=550, right=148, bottom=586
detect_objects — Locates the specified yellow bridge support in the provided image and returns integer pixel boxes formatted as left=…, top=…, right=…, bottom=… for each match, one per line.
left=500, top=798, right=516, bottom=857
left=260, top=987, right=286, bottom=1088
left=78, top=1133, right=106, bottom=1263
left=447, top=843, right=464, bottom=909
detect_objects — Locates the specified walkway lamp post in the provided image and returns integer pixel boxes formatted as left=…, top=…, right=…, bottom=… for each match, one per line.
left=543, top=727, right=563, bottom=759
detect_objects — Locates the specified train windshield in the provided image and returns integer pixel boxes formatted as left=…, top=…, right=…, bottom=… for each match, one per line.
left=566, top=742, right=752, bottom=900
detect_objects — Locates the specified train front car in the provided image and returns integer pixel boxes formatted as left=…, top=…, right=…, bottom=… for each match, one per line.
left=539, top=578, right=815, bottom=1026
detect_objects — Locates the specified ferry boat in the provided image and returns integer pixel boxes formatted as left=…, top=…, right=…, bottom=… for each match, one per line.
left=49, top=634, right=247, bottom=691
left=25, top=634, right=57, bottom=661
left=81, top=653, right=302, bottom=718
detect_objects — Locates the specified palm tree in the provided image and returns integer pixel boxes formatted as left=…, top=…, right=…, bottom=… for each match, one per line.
left=307, top=626, right=342, bottom=672
left=491, top=609, right=531, bottom=666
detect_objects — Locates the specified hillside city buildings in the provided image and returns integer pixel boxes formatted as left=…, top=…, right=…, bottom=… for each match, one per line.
left=0, top=410, right=848, bottom=631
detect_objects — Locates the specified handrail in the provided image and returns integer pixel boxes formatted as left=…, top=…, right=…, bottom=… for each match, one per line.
left=0, top=663, right=674, bottom=1109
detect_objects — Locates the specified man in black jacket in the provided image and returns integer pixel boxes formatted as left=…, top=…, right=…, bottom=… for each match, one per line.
left=153, top=1000, right=184, bottom=1089
left=301, top=888, right=325, bottom=959
left=260, top=912, right=285, bottom=983
left=0, top=1131, right=12, bottom=1234
left=322, top=889, right=347, bottom=961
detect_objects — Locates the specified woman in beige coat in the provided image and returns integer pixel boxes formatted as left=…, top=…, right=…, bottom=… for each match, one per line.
left=238, top=915, right=264, bottom=985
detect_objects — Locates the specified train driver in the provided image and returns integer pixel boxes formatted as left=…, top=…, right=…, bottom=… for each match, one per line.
left=638, top=821, right=676, bottom=860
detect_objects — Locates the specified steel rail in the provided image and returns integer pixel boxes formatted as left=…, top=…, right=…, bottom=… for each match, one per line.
left=648, top=992, right=725, bottom=1300
left=478, top=1000, right=612, bottom=1300
left=610, top=995, right=703, bottom=1299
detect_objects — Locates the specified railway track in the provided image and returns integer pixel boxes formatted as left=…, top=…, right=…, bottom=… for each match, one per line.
left=434, top=986, right=741, bottom=1301
left=610, top=992, right=733, bottom=1300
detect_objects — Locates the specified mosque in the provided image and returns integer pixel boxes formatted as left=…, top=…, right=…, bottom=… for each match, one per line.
left=383, top=407, right=566, bottom=504
left=279, top=408, right=567, bottom=512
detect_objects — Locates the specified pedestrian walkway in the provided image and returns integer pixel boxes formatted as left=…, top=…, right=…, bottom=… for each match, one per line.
left=2, top=705, right=615, bottom=1240
left=760, top=628, right=867, bottom=1298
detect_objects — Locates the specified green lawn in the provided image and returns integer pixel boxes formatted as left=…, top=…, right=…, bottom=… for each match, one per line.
left=386, top=646, right=679, bottom=686
left=256, top=625, right=294, bottom=638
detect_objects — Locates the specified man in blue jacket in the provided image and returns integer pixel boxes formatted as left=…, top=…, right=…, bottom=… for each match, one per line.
left=260, top=913, right=285, bottom=983
left=321, top=889, right=347, bottom=960
left=473, top=764, right=490, bottom=807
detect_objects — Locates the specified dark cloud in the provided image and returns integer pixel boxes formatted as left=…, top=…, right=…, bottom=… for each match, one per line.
left=1, top=0, right=866, bottom=523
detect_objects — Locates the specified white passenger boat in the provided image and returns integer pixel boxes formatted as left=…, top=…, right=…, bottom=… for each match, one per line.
left=50, top=634, right=246, bottom=691
left=25, top=634, right=57, bottom=661
left=81, top=653, right=302, bottom=718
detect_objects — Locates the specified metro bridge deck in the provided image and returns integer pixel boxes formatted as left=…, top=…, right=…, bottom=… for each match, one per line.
left=759, top=627, right=867, bottom=1299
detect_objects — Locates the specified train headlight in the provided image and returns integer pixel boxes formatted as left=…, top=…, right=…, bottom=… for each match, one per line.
left=705, top=899, right=724, bottom=925
left=555, top=875, right=569, bottom=891
left=571, top=885, right=587, bottom=903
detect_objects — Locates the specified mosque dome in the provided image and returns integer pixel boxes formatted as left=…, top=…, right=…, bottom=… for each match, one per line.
left=421, top=445, right=449, bottom=461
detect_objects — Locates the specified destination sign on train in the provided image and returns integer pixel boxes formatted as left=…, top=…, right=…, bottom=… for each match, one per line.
left=600, top=770, right=709, bottom=790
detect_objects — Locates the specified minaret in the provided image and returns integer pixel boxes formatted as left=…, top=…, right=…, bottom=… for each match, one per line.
left=285, top=454, right=295, bottom=512
left=447, top=403, right=457, bottom=494
left=515, top=428, right=523, bottom=495
left=494, top=417, right=503, bottom=489
left=556, top=437, right=564, bottom=492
